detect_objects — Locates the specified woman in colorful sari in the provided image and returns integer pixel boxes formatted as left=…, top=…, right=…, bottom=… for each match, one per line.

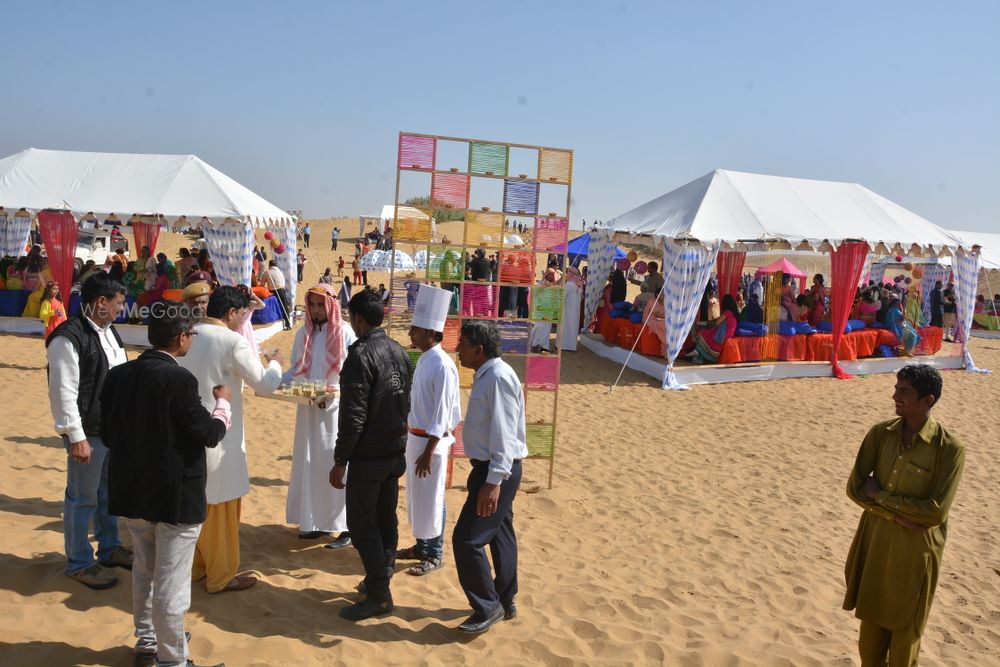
left=691, top=294, right=740, bottom=363
left=38, top=281, right=67, bottom=339
left=142, top=263, right=171, bottom=305
left=884, top=294, right=921, bottom=355
left=807, top=273, right=827, bottom=326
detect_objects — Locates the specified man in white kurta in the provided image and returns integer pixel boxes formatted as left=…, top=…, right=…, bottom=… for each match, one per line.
left=399, top=285, right=462, bottom=575
left=178, top=286, right=283, bottom=593
left=283, top=284, right=356, bottom=547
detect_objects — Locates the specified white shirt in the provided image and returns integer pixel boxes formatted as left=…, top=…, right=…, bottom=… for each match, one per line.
left=462, top=357, right=528, bottom=485
left=407, top=344, right=461, bottom=441
left=177, top=318, right=283, bottom=504
left=47, top=316, right=128, bottom=443
left=267, top=266, right=286, bottom=289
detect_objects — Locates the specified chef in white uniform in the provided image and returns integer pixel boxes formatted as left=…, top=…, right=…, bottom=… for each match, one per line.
left=283, top=283, right=357, bottom=548
left=398, top=284, right=462, bottom=575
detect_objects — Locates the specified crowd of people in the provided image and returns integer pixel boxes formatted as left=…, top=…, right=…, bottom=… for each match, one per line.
left=45, top=272, right=529, bottom=666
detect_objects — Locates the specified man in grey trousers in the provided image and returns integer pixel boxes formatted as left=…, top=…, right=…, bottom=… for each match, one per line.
left=101, top=304, right=232, bottom=667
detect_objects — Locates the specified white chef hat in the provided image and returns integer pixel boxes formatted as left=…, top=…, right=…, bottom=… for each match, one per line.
left=412, top=284, right=452, bottom=332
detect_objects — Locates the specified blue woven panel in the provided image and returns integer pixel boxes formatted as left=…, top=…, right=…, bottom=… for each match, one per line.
left=503, top=179, right=539, bottom=215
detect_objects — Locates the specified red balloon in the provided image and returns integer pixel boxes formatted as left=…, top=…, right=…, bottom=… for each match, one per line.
left=264, top=231, right=274, bottom=241
left=894, top=255, right=903, bottom=262
left=617, top=258, right=631, bottom=271
left=275, top=244, right=286, bottom=254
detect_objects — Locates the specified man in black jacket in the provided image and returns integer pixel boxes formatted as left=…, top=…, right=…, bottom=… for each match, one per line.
left=101, top=303, right=231, bottom=667
left=330, top=289, right=411, bottom=621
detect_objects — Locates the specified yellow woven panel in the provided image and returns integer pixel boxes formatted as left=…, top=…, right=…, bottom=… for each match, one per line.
left=538, top=148, right=573, bottom=184
left=464, top=211, right=505, bottom=246
left=395, top=216, right=432, bottom=242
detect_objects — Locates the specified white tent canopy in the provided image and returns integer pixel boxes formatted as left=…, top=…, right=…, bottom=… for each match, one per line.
left=607, top=169, right=968, bottom=252
left=379, top=204, right=429, bottom=222
left=949, top=230, right=1000, bottom=270
left=0, top=148, right=294, bottom=226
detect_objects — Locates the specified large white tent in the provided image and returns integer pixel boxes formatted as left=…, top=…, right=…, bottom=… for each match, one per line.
left=585, top=169, right=984, bottom=388
left=0, top=147, right=294, bottom=226
left=607, top=169, right=967, bottom=251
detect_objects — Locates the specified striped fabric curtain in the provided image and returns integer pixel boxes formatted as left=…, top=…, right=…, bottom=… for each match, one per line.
left=920, top=263, right=951, bottom=325
left=953, top=250, right=990, bottom=373
left=583, top=227, right=615, bottom=331
left=202, top=220, right=254, bottom=287
left=716, top=251, right=746, bottom=299
left=661, top=239, right=721, bottom=390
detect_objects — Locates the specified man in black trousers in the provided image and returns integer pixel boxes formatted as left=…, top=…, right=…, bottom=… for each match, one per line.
left=452, top=321, right=528, bottom=634
left=330, top=289, right=411, bottom=621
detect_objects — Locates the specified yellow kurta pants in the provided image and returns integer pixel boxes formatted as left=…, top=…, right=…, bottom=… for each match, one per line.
left=192, top=499, right=242, bottom=593
left=859, top=620, right=921, bottom=667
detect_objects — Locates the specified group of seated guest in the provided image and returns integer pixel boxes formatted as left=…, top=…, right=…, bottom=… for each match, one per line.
left=683, top=295, right=740, bottom=364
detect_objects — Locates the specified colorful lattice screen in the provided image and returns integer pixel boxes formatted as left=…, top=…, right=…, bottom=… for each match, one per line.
left=388, top=132, right=574, bottom=489
left=469, top=142, right=508, bottom=176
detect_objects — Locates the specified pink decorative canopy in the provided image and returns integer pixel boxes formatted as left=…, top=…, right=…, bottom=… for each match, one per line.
left=753, top=257, right=807, bottom=278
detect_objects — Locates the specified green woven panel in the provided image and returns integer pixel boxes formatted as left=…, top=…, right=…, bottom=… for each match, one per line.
left=531, top=287, right=564, bottom=321
left=408, top=350, right=422, bottom=375
left=469, top=142, right=508, bottom=176
left=526, top=424, right=554, bottom=457
left=427, top=246, right=464, bottom=281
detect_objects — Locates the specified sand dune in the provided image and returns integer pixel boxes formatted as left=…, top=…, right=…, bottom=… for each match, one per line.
left=0, top=219, right=997, bottom=665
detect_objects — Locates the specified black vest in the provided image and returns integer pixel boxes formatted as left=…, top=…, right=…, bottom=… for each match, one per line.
left=46, top=313, right=126, bottom=438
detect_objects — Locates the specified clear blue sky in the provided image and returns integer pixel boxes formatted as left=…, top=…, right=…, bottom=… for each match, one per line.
left=2, top=1, right=997, bottom=232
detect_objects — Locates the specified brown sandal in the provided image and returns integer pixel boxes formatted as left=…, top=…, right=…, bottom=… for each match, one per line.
left=212, top=575, right=258, bottom=593
left=406, top=558, right=442, bottom=576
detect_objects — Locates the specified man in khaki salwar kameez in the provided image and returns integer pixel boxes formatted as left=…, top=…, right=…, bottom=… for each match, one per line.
left=844, top=364, right=965, bottom=667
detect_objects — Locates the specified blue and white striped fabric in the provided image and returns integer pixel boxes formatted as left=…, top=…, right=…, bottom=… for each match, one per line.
left=952, top=251, right=989, bottom=373
left=414, top=250, right=428, bottom=269
left=919, top=263, right=951, bottom=325
left=0, top=214, right=33, bottom=258
left=202, top=220, right=254, bottom=287
left=583, top=227, right=615, bottom=331
left=269, top=224, right=298, bottom=315
left=661, top=240, right=721, bottom=390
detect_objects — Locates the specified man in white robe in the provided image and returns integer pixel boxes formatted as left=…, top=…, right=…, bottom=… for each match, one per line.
left=178, top=286, right=283, bottom=593
left=398, top=285, right=461, bottom=575
left=283, top=283, right=356, bottom=548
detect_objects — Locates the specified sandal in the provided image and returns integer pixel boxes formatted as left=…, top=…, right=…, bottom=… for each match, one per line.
left=396, top=545, right=423, bottom=560
left=407, top=558, right=442, bottom=576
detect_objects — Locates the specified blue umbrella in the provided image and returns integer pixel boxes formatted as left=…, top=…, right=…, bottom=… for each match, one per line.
left=550, top=232, right=628, bottom=263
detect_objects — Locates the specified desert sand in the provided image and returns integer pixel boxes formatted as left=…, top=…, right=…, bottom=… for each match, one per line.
left=0, top=219, right=998, bottom=666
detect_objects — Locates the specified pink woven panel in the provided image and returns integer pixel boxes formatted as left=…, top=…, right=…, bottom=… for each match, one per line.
left=526, top=356, right=560, bottom=391
left=398, top=134, right=436, bottom=170
left=451, top=422, right=465, bottom=458
left=499, top=251, right=536, bottom=284
left=431, top=172, right=470, bottom=210
left=461, top=283, right=498, bottom=317
left=533, top=217, right=570, bottom=251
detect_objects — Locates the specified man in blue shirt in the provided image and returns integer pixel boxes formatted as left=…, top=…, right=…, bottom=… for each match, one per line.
left=452, top=321, right=528, bottom=634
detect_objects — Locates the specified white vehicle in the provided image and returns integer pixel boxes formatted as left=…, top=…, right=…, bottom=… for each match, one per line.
left=75, top=229, right=129, bottom=274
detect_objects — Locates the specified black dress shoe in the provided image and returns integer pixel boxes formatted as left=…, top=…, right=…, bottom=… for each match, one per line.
left=502, top=600, right=517, bottom=621
left=339, top=596, right=394, bottom=621
left=457, top=605, right=505, bottom=634
left=298, top=530, right=331, bottom=540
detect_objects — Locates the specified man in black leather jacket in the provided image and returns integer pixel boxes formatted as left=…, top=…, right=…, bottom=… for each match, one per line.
left=331, top=289, right=411, bottom=621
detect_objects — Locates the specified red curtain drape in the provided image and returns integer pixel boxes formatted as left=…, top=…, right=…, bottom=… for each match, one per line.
left=132, top=221, right=161, bottom=256
left=716, top=251, right=746, bottom=299
left=829, top=241, right=870, bottom=379
left=38, top=210, right=78, bottom=295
